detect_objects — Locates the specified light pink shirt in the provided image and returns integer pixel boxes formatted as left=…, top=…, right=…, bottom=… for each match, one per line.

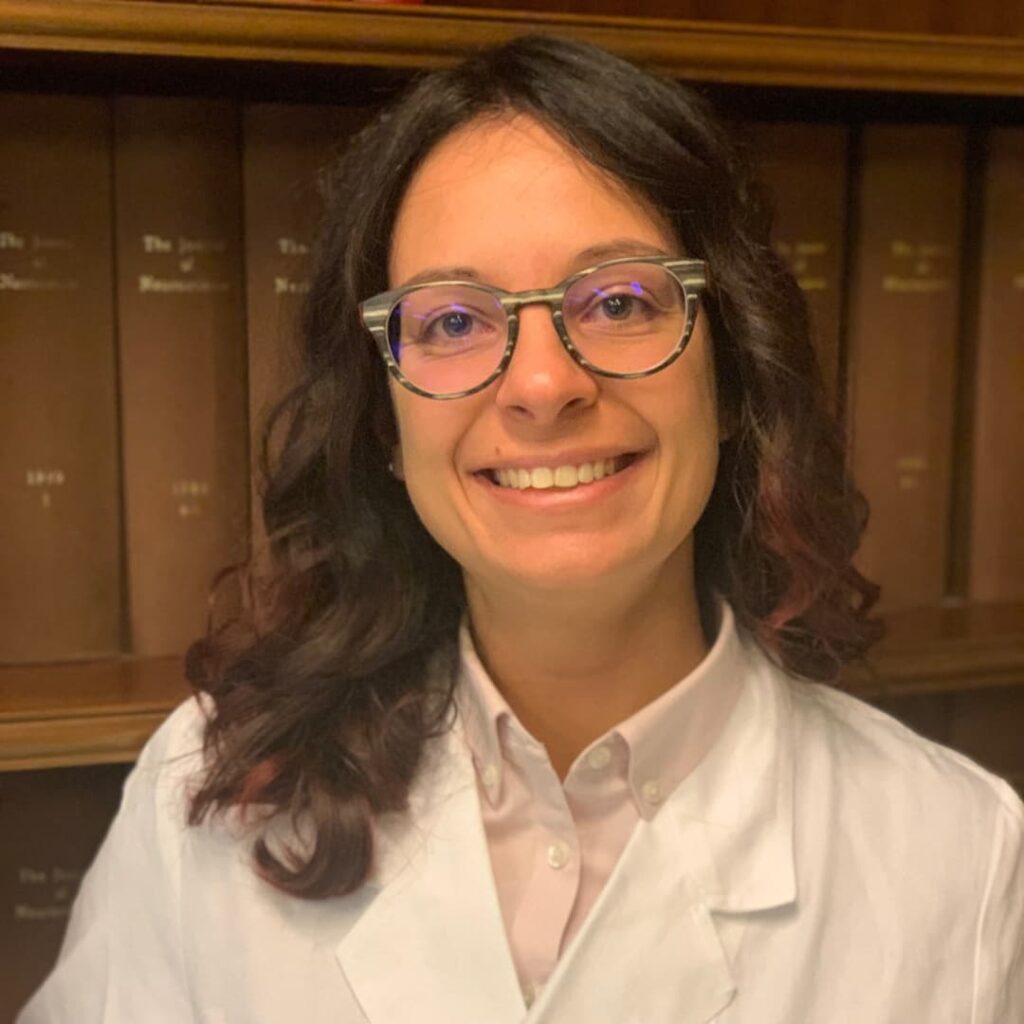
left=454, top=594, right=747, bottom=1007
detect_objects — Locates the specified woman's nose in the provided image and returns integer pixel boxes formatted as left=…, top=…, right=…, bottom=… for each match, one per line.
left=493, top=304, right=599, bottom=423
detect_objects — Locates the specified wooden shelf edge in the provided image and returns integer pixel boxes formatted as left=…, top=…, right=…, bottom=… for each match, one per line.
left=0, top=708, right=176, bottom=772
left=844, top=635, right=1024, bottom=699
left=4, top=0, right=1024, bottom=96
left=2, top=601, right=1021, bottom=764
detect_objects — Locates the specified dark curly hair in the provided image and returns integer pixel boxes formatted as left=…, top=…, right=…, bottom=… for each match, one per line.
left=185, top=33, right=884, bottom=899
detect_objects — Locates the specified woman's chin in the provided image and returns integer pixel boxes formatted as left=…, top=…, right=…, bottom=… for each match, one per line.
left=472, top=541, right=643, bottom=597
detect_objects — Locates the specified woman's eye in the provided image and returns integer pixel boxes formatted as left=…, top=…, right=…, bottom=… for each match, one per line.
left=600, top=294, right=637, bottom=319
left=417, top=307, right=492, bottom=343
left=427, top=310, right=474, bottom=338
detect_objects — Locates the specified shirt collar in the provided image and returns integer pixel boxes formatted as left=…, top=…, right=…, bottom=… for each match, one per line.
left=455, top=593, right=749, bottom=819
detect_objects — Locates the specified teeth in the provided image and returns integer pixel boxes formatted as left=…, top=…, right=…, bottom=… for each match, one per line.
left=493, top=457, right=629, bottom=490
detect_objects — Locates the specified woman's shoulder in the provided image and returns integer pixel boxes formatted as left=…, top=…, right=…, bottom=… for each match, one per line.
left=777, top=663, right=1023, bottom=827
left=124, top=693, right=212, bottom=826
left=135, top=692, right=210, bottom=774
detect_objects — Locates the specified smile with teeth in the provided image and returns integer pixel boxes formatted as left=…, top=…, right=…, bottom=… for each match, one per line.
left=486, top=454, right=638, bottom=490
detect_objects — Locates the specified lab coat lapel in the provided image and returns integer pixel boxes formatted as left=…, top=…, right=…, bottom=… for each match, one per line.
left=335, top=720, right=525, bottom=1024
left=530, top=644, right=797, bottom=1024
left=337, top=636, right=796, bottom=1024
left=528, top=809, right=739, bottom=1024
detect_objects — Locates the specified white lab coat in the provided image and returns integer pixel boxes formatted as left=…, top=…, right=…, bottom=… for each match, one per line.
left=19, top=630, right=1024, bottom=1023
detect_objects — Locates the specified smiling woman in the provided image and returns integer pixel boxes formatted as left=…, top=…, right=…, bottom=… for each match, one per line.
left=20, top=34, right=1024, bottom=1024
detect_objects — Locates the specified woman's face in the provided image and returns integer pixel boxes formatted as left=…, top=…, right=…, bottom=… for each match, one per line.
left=387, top=114, right=723, bottom=600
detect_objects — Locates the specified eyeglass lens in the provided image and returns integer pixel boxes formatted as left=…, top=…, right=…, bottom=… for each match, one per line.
left=387, top=261, right=688, bottom=395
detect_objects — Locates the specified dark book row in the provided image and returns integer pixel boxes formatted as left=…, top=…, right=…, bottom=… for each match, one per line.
left=1, top=95, right=1021, bottom=665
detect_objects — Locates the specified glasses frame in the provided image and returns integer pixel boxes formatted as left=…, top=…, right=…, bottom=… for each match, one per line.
left=358, top=255, right=710, bottom=400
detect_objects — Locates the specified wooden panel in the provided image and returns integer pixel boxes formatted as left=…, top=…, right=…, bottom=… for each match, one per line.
left=4, top=1, right=1024, bottom=97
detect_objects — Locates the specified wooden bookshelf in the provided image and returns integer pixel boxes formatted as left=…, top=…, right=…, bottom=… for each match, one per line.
left=3, top=0, right=1024, bottom=97
left=0, top=659, right=191, bottom=771
left=1, top=0, right=1022, bottom=771
left=2, top=601, right=1021, bottom=771
left=846, top=602, right=1024, bottom=699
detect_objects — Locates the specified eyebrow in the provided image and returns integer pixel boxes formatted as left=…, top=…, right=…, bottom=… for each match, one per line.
left=396, top=238, right=672, bottom=289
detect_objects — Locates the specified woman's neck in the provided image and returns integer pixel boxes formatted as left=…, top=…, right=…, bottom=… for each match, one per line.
left=463, top=549, right=712, bottom=780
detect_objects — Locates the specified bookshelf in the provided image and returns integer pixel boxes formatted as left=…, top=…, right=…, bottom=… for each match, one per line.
left=5, top=0, right=1024, bottom=96
left=1, top=0, right=1023, bottom=772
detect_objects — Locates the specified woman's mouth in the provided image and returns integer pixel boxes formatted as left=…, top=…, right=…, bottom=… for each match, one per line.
left=477, top=452, right=643, bottom=492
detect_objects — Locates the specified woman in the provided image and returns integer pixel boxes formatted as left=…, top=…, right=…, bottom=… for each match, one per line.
left=21, top=34, right=1022, bottom=1023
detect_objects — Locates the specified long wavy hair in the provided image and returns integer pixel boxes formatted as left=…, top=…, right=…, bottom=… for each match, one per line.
left=185, top=34, right=884, bottom=899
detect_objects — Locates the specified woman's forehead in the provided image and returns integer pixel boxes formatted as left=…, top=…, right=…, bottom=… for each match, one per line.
left=389, top=114, right=677, bottom=287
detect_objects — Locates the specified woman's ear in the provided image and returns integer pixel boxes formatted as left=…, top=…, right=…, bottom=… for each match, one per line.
left=717, top=400, right=739, bottom=445
left=389, top=443, right=405, bottom=481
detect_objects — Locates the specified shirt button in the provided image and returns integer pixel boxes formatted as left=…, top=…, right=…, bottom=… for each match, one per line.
left=586, top=744, right=612, bottom=770
left=641, top=779, right=664, bottom=805
left=546, top=841, right=570, bottom=869
left=481, top=764, right=498, bottom=789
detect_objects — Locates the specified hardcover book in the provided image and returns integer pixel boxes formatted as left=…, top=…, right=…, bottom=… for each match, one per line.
left=845, top=125, right=966, bottom=613
left=745, top=121, right=850, bottom=414
left=115, top=97, right=249, bottom=656
left=1, top=763, right=131, bottom=1021
left=242, top=102, right=373, bottom=554
left=967, top=128, right=1024, bottom=603
left=0, top=94, right=122, bottom=663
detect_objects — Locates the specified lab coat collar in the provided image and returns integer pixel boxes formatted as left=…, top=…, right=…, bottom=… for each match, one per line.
left=335, top=631, right=796, bottom=1023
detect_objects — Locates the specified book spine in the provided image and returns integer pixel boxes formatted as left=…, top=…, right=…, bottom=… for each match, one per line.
left=744, top=121, right=850, bottom=414
left=968, top=128, right=1024, bottom=603
left=115, top=97, right=249, bottom=656
left=242, top=103, right=370, bottom=556
left=845, top=125, right=966, bottom=613
left=0, top=94, right=122, bottom=662
left=1, top=763, right=131, bottom=1021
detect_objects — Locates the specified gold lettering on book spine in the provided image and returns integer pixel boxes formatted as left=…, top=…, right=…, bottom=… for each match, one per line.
left=0, top=228, right=80, bottom=290
left=882, top=239, right=952, bottom=293
left=171, top=477, right=211, bottom=518
left=776, top=238, right=830, bottom=293
left=13, top=864, right=85, bottom=925
left=136, top=231, right=233, bottom=294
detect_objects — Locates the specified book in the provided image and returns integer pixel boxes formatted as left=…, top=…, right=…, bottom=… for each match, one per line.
left=967, top=128, right=1024, bottom=603
left=242, top=102, right=373, bottom=554
left=1, top=762, right=130, bottom=1021
left=845, top=125, right=966, bottom=614
left=0, top=94, right=122, bottom=663
left=114, top=97, right=249, bottom=656
left=745, top=121, right=850, bottom=414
